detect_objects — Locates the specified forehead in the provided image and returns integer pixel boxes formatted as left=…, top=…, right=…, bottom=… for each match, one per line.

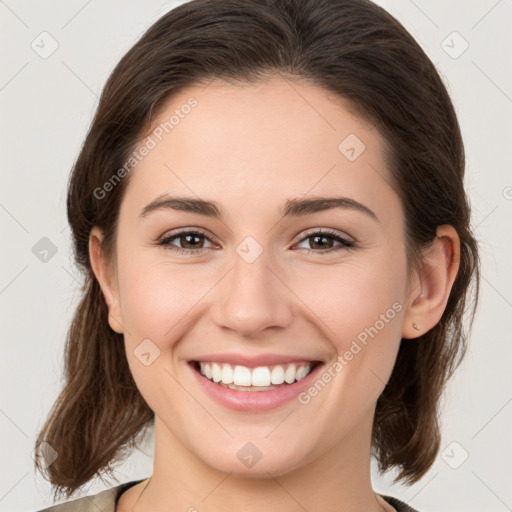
left=122, top=77, right=399, bottom=224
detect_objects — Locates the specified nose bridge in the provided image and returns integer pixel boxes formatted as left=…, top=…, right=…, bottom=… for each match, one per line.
left=212, top=238, right=292, bottom=337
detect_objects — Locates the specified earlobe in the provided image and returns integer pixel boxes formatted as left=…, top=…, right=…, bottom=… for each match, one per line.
left=402, top=225, right=460, bottom=339
left=88, top=227, right=124, bottom=334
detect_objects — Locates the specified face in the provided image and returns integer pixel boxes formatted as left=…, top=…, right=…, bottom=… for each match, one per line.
left=94, top=76, right=413, bottom=477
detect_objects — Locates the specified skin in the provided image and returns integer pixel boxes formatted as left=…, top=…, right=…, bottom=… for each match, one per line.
left=89, top=76, right=460, bottom=512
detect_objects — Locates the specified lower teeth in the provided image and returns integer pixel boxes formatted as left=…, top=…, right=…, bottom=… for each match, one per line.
left=217, top=381, right=289, bottom=391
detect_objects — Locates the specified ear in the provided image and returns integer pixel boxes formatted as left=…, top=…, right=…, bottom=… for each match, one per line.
left=402, top=225, right=461, bottom=339
left=89, top=226, right=124, bottom=334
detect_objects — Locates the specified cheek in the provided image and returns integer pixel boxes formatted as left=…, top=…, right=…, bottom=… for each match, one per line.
left=294, top=257, right=404, bottom=343
left=115, top=251, right=213, bottom=413
left=118, top=263, right=202, bottom=340
left=115, top=242, right=221, bottom=355
left=290, top=253, right=406, bottom=394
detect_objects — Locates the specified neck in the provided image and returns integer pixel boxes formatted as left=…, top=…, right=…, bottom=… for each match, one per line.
left=133, top=411, right=391, bottom=512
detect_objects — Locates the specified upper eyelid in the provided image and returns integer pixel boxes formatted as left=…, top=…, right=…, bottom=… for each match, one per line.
left=297, top=227, right=353, bottom=242
left=160, top=227, right=216, bottom=243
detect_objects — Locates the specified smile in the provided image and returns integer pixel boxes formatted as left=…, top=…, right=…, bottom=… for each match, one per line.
left=195, top=361, right=315, bottom=390
left=189, top=358, right=324, bottom=412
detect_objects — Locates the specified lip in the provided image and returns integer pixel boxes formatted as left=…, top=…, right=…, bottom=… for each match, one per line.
left=191, top=352, right=322, bottom=368
left=188, top=359, right=324, bottom=412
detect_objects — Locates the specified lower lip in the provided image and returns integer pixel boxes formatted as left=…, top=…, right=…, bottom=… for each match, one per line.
left=189, top=362, right=324, bottom=412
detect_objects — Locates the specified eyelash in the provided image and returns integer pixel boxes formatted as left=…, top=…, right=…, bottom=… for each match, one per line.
left=157, top=228, right=356, bottom=256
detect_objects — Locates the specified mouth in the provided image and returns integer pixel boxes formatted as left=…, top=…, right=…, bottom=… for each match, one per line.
left=189, top=360, right=324, bottom=392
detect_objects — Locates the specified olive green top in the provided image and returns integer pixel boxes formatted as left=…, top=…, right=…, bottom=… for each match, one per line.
left=34, top=479, right=420, bottom=511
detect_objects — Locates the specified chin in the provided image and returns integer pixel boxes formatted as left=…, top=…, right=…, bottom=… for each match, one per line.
left=190, top=437, right=312, bottom=478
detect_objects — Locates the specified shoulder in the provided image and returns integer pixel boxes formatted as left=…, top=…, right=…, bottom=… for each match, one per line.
left=33, top=479, right=145, bottom=512
left=380, top=493, right=422, bottom=512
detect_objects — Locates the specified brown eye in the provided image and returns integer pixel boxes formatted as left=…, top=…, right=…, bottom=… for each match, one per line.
left=295, top=229, right=355, bottom=254
left=158, top=230, right=215, bottom=255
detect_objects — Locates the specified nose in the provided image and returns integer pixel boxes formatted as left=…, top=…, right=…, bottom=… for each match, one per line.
left=211, top=248, right=294, bottom=339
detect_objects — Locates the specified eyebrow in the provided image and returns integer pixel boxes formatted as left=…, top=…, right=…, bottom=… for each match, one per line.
left=139, top=194, right=379, bottom=222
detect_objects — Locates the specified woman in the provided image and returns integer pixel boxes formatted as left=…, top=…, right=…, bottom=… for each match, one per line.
left=33, top=0, right=480, bottom=510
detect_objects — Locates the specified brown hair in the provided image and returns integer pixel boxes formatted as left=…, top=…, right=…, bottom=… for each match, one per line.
left=34, top=0, right=480, bottom=501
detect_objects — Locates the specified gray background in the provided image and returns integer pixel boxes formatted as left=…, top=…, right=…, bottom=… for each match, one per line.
left=1, top=1, right=511, bottom=511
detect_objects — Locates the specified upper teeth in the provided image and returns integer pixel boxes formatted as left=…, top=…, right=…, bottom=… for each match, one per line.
left=198, top=362, right=313, bottom=387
